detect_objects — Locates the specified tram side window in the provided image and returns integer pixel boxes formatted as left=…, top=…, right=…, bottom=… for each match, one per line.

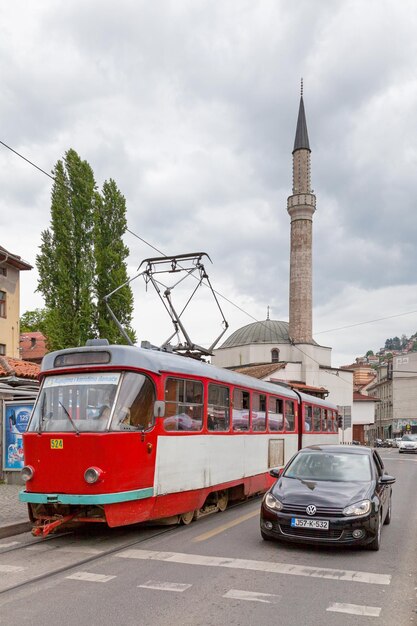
left=208, top=384, right=230, bottom=431
left=232, top=389, right=250, bottom=431
left=326, top=410, right=334, bottom=432
left=285, top=400, right=295, bottom=431
left=305, top=404, right=313, bottom=431
left=252, top=393, right=266, bottom=432
left=163, top=378, right=203, bottom=431
left=111, top=373, right=155, bottom=431
left=322, top=409, right=328, bottom=432
left=313, top=406, right=321, bottom=431
left=268, top=396, right=284, bottom=431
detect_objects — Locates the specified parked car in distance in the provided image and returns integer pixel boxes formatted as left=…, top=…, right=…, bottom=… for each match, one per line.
left=398, top=434, right=417, bottom=453
left=260, top=444, right=395, bottom=551
left=375, top=438, right=383, bottom=447
left=384, top=439, right=394, bottom=448
left=391, top=438, right=401, bottom=448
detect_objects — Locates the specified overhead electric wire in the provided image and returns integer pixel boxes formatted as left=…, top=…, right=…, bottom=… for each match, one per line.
left=2, top=137, right=417, bottom=380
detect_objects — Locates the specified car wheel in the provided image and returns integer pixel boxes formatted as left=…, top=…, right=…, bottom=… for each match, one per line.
left=366, top=514, right=381, bottom=551
left=384, top=497, right=392, bottom=525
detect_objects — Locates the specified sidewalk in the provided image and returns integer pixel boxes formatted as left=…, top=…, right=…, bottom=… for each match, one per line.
left=0, top=483, right=31, bottom=539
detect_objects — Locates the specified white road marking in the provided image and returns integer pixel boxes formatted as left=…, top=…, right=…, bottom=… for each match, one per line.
left=117, top=549, right=391, bottom=585
left=0, top=541, right=20, bottom=548
left=66, top=571, right=116, bottom=583
left=224, top=589, right=281, bottom=604
left=138, top=580, right=192, bottom=592
left=0, top=564, right=26, bottom=573
left=327, top=602, right=381, bottom=617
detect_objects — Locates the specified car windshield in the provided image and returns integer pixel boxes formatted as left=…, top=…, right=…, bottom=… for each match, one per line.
left=284, top=451, right=372, bottom=482
left=401, top=435, right=417, bottom=441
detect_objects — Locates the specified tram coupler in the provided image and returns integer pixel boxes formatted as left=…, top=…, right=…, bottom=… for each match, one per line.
left=32, top=513, right=78, bottom=537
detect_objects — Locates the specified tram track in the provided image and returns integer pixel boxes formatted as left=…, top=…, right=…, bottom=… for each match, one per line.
left=0, top=525, right=177, bottom=596
left=0, top=530, right=74, bottom=555
left=0, top=496, right=261, bottom=597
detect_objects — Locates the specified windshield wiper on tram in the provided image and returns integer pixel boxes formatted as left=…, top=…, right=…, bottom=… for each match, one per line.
left=59, top=401, right=80, bottom=435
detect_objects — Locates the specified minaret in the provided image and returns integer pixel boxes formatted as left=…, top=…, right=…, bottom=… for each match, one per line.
left=287, top=80, right=316, bottom=344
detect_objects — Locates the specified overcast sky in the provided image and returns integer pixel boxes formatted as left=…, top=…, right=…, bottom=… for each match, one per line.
left=1, top=0, right=417, bottom=367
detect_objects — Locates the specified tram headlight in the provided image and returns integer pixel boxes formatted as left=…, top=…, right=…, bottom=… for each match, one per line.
left=84, top=467, right=103, bottom=484
left=21, top=466, right=34, bottom=482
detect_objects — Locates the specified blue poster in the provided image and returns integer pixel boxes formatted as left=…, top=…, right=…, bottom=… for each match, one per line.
left=3, top=402, right=33, bottom=470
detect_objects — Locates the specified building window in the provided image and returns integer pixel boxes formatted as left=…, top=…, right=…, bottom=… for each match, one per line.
left=271, top=348, right=279, bottom=363
left=0, top=267, right=7, bottom=277
left=0, top=343, right=5, bottom=355
left=0, top=291, right=5, bottom=318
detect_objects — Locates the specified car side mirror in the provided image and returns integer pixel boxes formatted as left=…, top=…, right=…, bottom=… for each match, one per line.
left=154, top=401, right=165, bottom=418
left=380, top=474, right=396, bottom=485
left=269, top=467, right=283, bottom=479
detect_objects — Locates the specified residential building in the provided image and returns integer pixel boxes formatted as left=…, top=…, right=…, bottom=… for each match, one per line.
left=0, top=245, right=32, bottom=358
left=368, top=352, right=417, bottom=438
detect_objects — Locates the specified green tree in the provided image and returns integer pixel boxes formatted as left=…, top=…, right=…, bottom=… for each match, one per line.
left=20, top=309, right=47, bottom=334
left=36, top=150, right=97, bottom=350
left=94, top=179, right=136, bottom=344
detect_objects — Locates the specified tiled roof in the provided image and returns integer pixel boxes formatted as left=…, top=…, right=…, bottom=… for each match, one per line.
left=0, top=356, right=40, bottom=380
left=285, top=380, right=329, bottom=396
left=229, top=363, right=286, bottom=379
left=0, top=245, right=32, bottom=270
left=20, top=332, right=48, bottom=361
left=353, top=392, right=378, bottom=402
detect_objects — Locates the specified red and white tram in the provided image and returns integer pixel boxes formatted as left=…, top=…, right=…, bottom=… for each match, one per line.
left=20, top=340, right=339, bottom=535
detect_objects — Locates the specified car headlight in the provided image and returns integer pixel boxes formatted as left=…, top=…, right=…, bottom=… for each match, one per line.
left=343, top=500, right=371, bottom=516
left=264, top=492, right=283, bottom=511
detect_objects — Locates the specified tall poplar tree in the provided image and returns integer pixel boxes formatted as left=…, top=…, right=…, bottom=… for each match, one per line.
left=94, top=179, right=136, bottom=344
left=36, top=149, right=97, bottom=350
left=36, top=150, right=136, bottom=350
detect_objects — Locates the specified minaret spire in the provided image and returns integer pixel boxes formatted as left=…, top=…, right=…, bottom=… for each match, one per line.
left=287, top=85, right=316, bottom=344
left=293, top=80, right=310, bottom=154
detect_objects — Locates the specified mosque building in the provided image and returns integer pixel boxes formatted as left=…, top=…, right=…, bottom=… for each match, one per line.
left=212, top=86, right=354, bottom=426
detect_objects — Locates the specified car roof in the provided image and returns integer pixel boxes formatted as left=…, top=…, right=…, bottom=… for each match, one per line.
left=300, top=444, right=372, bottom=455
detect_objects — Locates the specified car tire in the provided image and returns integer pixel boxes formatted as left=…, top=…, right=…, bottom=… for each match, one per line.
left=366, top=515, right=381, bottom=551
left=384, top=497, right=392, bottom=525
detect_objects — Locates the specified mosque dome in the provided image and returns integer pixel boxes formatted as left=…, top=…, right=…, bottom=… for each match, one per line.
left=219, top=319, right=290, bottom=349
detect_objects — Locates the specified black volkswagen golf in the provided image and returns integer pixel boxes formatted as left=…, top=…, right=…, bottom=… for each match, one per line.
left=260, top=444, right=395, bottom=551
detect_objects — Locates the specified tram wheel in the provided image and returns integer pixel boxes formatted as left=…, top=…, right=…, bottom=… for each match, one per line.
left=217, top=491, right=229, bottom=512
left=180, top=511, right=194, bottom=525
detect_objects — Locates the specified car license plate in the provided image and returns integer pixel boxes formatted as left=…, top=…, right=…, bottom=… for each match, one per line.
left=50, top=439, right=63, bottom=449
left=291, top=518, right=329, bottom=529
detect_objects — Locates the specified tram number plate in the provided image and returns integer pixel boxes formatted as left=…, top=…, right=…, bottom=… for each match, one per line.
left=291, top=518, right=329, bottom=529
left=50, top=439, right=63, bottom=449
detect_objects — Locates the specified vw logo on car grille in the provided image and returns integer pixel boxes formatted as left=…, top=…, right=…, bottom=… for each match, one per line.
left=306, top=505, right=317, bottom=516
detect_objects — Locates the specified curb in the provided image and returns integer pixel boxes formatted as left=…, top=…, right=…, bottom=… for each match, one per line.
left=0, top=521, right=31, bottom=539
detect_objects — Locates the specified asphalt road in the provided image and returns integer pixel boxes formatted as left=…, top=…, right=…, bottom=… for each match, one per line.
left=0, top=448, right=415, bottom=626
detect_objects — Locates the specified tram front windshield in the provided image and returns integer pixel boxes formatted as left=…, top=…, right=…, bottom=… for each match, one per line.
left=28, top=372, right=155, bottom=433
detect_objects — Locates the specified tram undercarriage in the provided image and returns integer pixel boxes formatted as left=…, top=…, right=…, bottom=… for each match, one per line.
left=27, top=485, right=255, bottom=537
